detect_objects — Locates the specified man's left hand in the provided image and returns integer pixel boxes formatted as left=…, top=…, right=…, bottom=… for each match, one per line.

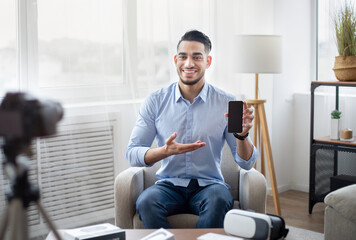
left=224, top=101, right=254, bottom=136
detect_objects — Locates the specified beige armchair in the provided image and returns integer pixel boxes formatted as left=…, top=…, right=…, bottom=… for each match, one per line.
left=324, top=184, right=356, bottom=240
left=114, top=144, right=267, bottom=229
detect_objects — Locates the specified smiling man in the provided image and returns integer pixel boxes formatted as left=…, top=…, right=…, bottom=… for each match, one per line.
left=126, top=30, right=258, bottom=228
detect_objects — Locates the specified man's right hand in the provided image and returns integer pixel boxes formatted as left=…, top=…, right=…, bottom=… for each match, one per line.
left=144, top=132, right=206, bottom=165
left=164, top=132, right=206, bottom=156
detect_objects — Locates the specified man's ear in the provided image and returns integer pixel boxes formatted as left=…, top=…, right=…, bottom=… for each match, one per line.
left=206, top=56, right=212, bottom=68
left=174, top=55, right=178, bottom=65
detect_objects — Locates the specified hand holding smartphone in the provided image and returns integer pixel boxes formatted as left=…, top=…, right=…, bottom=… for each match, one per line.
left=228, top=101, right=243, bottom=133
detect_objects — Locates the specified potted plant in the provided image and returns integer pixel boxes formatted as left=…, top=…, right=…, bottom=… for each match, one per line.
left=332, top=1, right=356, bottom=81
left=331, top=109, right=342, bottom=139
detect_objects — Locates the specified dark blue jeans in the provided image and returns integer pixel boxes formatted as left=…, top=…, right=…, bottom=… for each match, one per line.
left=136, top=179, right=234, bottom=229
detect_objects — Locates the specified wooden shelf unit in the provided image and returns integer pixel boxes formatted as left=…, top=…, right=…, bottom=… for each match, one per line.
left=314, top=136, right=356, bottom=146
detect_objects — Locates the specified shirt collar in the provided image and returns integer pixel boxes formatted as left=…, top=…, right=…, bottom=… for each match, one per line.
left=174, top=82, right=209, bottom=103
left=175, top=82, right=182, bottom=102
left=198, top=82, right=208, bottom=102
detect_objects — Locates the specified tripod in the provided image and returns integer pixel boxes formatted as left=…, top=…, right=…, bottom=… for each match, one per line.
left=0, top=142, right=62, bottom=240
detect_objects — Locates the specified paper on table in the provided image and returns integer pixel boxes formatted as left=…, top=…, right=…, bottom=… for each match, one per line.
left=139, top=228, right=175, bottom=240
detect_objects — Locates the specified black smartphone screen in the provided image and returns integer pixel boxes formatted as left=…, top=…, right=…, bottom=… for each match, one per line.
left=228, top=101, right=243, bottom=133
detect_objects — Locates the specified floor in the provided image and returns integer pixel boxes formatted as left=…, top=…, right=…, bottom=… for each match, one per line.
left=266, top=190, right=326, bottom=233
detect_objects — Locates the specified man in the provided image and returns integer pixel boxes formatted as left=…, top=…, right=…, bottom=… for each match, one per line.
left=126, top=30, right=258, bottom=228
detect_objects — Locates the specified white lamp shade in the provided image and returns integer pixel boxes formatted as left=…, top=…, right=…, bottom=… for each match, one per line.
left=235, top=35, right=282, bottom=73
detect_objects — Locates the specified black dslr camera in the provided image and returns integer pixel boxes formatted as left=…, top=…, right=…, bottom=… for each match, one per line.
left=0, top=92, right=63, bottom=139
left=0, top=91, right=63, bottom=177
left=0, top=92, right=63, bottom=159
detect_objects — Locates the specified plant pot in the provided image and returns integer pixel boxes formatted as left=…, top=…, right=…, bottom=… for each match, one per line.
left=331, top=118, right=341, bottom=140
left=333, top=56, right=356, bottom=81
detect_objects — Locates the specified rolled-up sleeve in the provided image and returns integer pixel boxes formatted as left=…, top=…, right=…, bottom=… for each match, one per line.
left=126, top=95, right=157, bottom=167
left=225, top=128, right=258, bottom=170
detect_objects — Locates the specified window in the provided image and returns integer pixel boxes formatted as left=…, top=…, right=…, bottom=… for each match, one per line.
left=1, top=0, right=235, bottom=105
left=36, top=0, right=125, bottom=104
left=0, top=1, right=17, bottom=97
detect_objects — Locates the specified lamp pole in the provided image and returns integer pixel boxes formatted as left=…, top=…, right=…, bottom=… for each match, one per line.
left=247, top=75, right=281, bottom=216
left=255, top=73, right=259, bottom=100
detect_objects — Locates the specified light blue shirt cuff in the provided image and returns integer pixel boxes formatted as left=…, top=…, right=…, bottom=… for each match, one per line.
left=128, top=146, right=151, bottom=167
left=236, top=143, right=258, bottom=170
left=139, top=147, right=152, bottom=167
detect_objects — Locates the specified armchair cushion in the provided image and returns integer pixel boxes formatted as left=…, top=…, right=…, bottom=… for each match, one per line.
left=324, top=184, right=356, bottom=223
left=324, top=184, right=356, bottom=240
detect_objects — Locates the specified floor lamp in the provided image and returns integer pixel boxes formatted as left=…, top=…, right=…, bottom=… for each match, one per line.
left=235, top=35, right=282, bottom=216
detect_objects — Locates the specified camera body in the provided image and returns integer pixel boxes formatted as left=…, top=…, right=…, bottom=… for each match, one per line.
left=0, top=92, right=63, bottom=139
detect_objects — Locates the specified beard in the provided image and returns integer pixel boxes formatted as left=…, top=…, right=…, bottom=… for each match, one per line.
left=178, top=70, right=205, bottom=86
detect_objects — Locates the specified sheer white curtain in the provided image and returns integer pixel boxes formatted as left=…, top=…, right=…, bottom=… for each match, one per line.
left=0, top=1, right=17, bottom=96
left=136, top=0, right=242, bottom=97
left=0, top=0, right=243, bottom=106
left=36, top=0, right=126, bottom=104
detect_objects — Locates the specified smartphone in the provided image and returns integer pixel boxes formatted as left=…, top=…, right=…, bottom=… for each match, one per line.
left=228, top=101, right=243, bottom=133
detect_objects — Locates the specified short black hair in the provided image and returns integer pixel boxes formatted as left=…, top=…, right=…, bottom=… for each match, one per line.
left=177, top=30, right=212, bottom=54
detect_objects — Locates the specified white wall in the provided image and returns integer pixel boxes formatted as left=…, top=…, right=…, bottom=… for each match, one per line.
left=271, top=0, right=315, bottom=192
left=292, top=93, right=311, bottom=191
left=233, top=0, right=315, bottom=193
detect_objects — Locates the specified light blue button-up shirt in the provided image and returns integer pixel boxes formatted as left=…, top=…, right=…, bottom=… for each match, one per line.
left=126, top=82, right=258, bottom=188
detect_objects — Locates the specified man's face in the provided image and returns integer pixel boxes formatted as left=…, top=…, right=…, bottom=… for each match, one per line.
left=174, top=41, right=212, bottom=86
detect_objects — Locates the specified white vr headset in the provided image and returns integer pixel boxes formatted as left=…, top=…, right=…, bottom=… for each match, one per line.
left=224, top=209, right=289, bottom=240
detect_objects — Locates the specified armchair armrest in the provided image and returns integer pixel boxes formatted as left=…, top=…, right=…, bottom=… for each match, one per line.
left=239, top=168, right=267, bottom=213
left=114, top=167, right=144, bottom=228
